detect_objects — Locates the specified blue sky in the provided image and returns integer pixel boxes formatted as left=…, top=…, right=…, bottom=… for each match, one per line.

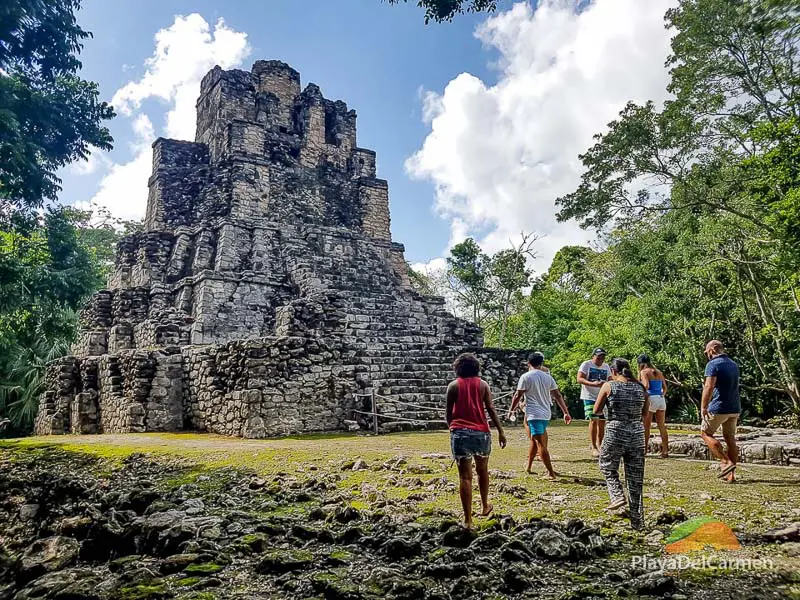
left=61, top=0, right=676, bottom=271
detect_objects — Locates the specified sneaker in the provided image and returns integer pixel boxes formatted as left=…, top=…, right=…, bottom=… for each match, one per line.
left=607, top=498, right=627, bottom=511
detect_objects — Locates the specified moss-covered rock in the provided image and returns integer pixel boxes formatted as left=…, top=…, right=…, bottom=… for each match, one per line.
left=256, top=549, right=313, bottom=574
left=113, top=582, right=170, bottom=600
left=183, top=562, right=223, bottom=576
left=327, top=549, right=353, bottom=566
left=310, top=571, right=363, bottom=599
left=232, top=532, right=269, bottom=554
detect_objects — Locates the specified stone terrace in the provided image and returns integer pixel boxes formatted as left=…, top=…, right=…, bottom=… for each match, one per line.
left=35, top=60, right=528, bottom=438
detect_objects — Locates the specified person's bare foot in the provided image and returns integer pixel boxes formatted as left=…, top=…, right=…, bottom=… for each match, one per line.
left=545, top=472, right=557, bottom=481
left=526, top=468, right=535, bottom=475
left=591, top=448, right=600, bottom=458
left=464, top=519, right=474, bottom=529
left=481, top=504, right=494, bottom=517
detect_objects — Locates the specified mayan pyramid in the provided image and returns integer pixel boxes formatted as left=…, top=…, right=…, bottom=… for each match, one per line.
left=35, top=60, right=525, bottom=438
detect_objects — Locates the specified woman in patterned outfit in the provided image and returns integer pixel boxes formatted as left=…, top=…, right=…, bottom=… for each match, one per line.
left=593, top=358, right=650, bottom=529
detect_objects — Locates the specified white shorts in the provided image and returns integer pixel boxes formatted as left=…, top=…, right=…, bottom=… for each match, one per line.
left=648, top=395, right=666, bottom=412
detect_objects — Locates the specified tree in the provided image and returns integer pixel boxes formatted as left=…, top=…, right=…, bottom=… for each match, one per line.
left=487, top=232, right=537, bottom=348
left=552, top=0, right=800, bottom=418
left=556, top=0, right=800, bottom=231
left=0, top=0, right=114, bottom=213
left=446, top=238, right=493, bottom=325
left=407, top=262, right=435, bottom=296
left=386, top=0, right=497, bottom=23
left=0, top=207, right=127, bottom=433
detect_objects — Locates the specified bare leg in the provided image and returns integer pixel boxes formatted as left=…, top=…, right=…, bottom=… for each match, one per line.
left=643, top=411, right=653, bottom=452
left=527, top=437, right=539, bottom=473
left=701, top=431, right=731, bottom=476
left=597, top=419, right=606, bottom=448
left=456, top=458, right=474, bottom=528
left=722, top=432, right=738, bottom=482
left=535, top=431, right=556, bottom=479
left=474, top=455, right=492, bottom=515
left=589, top=420, right=598, bottom=452
left=656, top=410, right=669, bottom=457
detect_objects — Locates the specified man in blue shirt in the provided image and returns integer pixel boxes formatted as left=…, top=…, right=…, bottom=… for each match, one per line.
left=700, top=340, right=741, bottom=482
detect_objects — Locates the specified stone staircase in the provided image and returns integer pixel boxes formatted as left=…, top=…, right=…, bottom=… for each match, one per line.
left=350, top=347, right=453, bottom=432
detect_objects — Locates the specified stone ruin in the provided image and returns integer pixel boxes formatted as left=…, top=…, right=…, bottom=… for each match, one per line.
left=35, top=60, right=528, bottom=439
left=649, top=426, right=800, bottom=466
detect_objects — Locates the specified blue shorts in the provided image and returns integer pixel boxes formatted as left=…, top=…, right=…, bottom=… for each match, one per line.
left=450, top=428, right=491, bottom=460
left=527, top=419, right=549, bottom=436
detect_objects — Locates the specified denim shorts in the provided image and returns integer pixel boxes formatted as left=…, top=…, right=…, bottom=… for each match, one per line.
left=450, top=428, right=491, bottom=461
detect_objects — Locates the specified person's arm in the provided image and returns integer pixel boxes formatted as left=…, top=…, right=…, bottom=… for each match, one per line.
left=701, top=360, right=717, bottom=418
left=551, top=389, right=572, bottom=425
left=639, top=370, right=650, bottom=389
left=508, top=389, right=525, bottom=418
left=576, top=372, right=598, bottom=387
left=641, top=391, right=650, bottom=418
left=701, top=376, right=716, bottom=417
left=482, top=382, right=507, bottom=448
left=659, top=371, right=668, bottom=396
left=508, top=375, right=527, bottom=418
left=577, top=366, right=603, bottom=388
left=593, top=382, right=611, bottom=415
left=446, top=382, right=457, bottom=426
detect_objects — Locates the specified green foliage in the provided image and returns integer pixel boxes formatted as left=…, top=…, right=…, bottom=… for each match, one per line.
left=0, top=208, right=126, bottom=433
left=433, top=235, right=536, bottom=341
left=406, top=262, right=435, bottom=296
left=0, top=0, right=114, bottom=212
left=519, top=0, right=800, bottom=420
left=386, top=0, right=497, bottom=23
left=446, top=238, right=493, bottom=325
left=0, top=0, right=124, bottom=434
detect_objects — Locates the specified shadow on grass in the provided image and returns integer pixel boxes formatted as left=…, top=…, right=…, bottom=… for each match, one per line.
left=561, top=475, right=606, bottom=486
left=740, top=479, right=800, bottom=486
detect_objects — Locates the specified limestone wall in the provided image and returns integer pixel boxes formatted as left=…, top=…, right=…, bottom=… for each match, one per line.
left=35, top=339, right=528, bottom=438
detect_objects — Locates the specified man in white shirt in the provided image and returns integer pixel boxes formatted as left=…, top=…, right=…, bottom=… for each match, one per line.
left=508, top=352, right=572, bottom=479
left=577, top=348, right=612, bottom=457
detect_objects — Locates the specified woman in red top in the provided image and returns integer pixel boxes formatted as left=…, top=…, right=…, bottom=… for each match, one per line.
left=446, top=353, right=507, bottom=529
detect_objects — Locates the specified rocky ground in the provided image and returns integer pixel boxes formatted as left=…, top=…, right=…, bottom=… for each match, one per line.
left=1, top=429, right=799, bottom=599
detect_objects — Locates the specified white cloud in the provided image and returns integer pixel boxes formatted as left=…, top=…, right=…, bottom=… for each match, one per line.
left=86, top=15, right=250, bottom=221
left=67, top=147, right=111, bottom=176
left=407, top=0, right=676, bottom=273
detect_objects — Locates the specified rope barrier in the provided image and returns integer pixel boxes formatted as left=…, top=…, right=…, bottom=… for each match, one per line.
left=352, top=387, right=519, bottom=433
left=379, top=399, right=446, bottom=412
left=351, top=409, right=446, bottom=425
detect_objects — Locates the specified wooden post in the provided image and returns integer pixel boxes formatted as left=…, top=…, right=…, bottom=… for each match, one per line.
left=371, top=390, right=379, bottom=435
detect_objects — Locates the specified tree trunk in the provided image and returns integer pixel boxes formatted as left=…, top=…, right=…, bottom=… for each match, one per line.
left=744, top=262, right=800, bottom=412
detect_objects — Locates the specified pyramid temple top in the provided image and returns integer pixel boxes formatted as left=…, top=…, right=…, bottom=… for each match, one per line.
left=144, top=60, right=385, bottom=238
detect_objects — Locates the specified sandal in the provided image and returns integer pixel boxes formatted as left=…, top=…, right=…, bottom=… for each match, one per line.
left=718, top=463, right=736, bottom=479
